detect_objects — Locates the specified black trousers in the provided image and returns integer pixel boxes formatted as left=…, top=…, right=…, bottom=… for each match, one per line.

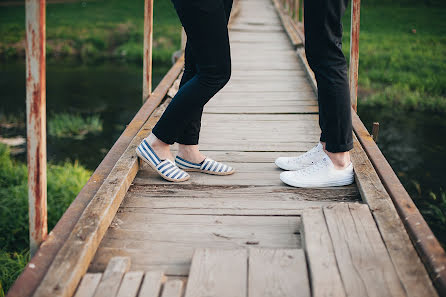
left=152, top=0, right=233, bottom=145
left=304, top=0, right=353, bottom=153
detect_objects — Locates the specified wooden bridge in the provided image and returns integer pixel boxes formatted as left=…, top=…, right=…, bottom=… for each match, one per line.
left=9, top=0, right=446, bottom=296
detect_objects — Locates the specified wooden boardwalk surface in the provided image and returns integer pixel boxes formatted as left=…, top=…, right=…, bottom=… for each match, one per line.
left=25, top=0, right=440, bottom=296
left=89, top=0, right=360, bottom=275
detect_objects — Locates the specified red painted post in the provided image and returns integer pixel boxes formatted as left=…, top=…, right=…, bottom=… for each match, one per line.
left=349, top=0, right=360, bottom=111
left=25, top=0, right=47, bottom=256
left=143, top=0, right=154, bottom=103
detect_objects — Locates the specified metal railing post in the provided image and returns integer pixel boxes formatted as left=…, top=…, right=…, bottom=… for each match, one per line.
left=25, top=0, right=47, bottom=257
left=294, top=0, right=299, bottom=22
left=349, top=0, right=360, bottom=111
left=143, top=0, right=154, bottom=103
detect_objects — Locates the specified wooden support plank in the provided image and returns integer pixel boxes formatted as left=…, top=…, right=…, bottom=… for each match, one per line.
left=115, top=271, right=144, bottom=297
left=138, top=271, right=164, bottom=297
left=302, top=208, right=346, bottom=297
left=351, top=137, right=438, bottom=297
left=32, top=109, right=163, bottom=297
left=324, top=203, right=406, bottom=297
left=93, top=257, right=131, bottom=297
left=248, top=248, right=310, bottom=297
left=73, top=273, right=102, bottom=297
left=184, top=249, right=247, bottom=297
left=160, top=280, right=183, bottom=297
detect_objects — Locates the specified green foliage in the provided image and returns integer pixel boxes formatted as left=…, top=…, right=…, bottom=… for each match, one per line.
left=341, top=2, right=446, bottom=112
left=48, top=113, right=102, bottom=139
left=0, top=0, right=181, bottom=63
left=0, top=143, right=91, bottom=293
left=0, top=250, right=29, bottom=297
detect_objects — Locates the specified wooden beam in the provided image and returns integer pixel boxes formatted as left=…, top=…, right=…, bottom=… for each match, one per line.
left=184, top=249, right=247, bottom=297
left=301, top=208, right=346, bottom=297
left=324, top=203, right=406, bottom=297
left=93, top=257, right=130, bottom=297
left=248, top=248, right=310, bottom=297
left=31, top=101, right=170, bottom=297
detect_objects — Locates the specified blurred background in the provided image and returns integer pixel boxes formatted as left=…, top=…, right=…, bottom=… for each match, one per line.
left=0, top=0, right=445, bottom=294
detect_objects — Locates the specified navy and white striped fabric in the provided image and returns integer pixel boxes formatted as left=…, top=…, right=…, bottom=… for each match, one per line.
left=136, top=139, right=189, bottom=182
left=175, top=156, right=234, bottom=175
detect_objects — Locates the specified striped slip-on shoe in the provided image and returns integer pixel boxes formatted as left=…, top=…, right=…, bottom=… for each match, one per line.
left=136, top=139, right=190, bottom=182
left=175, top=156, right=235, bottom=176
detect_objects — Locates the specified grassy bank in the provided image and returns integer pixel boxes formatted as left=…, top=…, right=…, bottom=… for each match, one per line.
left=0, top=0, right=181, bottom=63
left=0, top=144, right=91, bottom=295
left=341, top=0, right=446, bottom=112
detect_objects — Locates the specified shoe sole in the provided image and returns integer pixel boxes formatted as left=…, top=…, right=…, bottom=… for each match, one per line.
left=182, top=167, right=235, bottom=176
left=280, top=175, right=354, bottom=188
left=136, top=149, right=190, bottom=183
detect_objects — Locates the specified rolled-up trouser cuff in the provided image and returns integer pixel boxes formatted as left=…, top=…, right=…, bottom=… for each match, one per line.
left=151, top=127, right=176, bottom=145
left=325, top=141, right=353, bottom=153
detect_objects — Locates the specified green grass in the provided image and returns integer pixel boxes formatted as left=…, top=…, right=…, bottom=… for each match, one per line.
left=48, top=113, right=103, bottom=139
left=341, top=1, right=446, bottom=112
left=0, top=143, right=92, bottom=294
left=0, top=0, right=181, bottom=63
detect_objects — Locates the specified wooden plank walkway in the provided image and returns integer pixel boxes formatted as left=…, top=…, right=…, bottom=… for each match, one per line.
left=88, top=0, right=360, bottom=276
left=28, top=0, right=440, bottom=296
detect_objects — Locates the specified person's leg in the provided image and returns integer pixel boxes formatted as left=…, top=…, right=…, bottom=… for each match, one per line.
left=147, top=0, right=231, bottom=161
left=176, top=0, right=233, bottom=155
left=304, top=0, right=352, bottom=169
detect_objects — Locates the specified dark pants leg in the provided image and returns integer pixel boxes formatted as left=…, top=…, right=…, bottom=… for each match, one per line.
left=152, top=0, right=233, bottom=145
left=304, top=0, right=353, bottom=153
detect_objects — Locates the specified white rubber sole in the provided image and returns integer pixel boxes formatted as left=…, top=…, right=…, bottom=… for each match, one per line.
left=181, top=167, right=235, bottom=176
left=136, top=149, right=190, bottom=182
left=280, top=174, right=354, bottom=188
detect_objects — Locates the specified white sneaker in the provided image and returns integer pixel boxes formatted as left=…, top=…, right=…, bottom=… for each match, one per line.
left=275, top=142, right=324, bottom=171
left=280, top=153, right=354, bottom=188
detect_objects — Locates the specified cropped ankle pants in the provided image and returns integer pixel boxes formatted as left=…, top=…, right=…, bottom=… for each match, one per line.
left=152, top=0, right=233, bottom=145
left=304, top=0, right=353, bottom=153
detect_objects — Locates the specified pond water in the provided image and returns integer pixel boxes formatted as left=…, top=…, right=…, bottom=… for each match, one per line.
left=358, top=106, right=446, bottom=245
left=1, top=60, right=445, bottom=245
left=0, top=60, right=170, bottom=169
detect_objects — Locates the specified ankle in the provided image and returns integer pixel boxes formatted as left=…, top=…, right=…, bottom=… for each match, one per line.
left=147, top=133, right=169, bottom=148
left=324, top=150, right=351, bottom=170
left=178, top=144, right=205, bottom=163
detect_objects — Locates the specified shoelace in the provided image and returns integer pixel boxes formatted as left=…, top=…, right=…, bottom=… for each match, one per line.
left=287, top=145, right=320, bottom=165
left=298, top=158, right=328, bottom=176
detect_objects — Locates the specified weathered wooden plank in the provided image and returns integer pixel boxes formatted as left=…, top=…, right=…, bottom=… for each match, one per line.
left=90, top=214, right=300, bottom=275
left=160, top=280, right=183, bottom=297
left=351, top=137, right=438, bottom=297
left=302, top=208, right=346, bottom=297
left=203, top=105, right=318, bottom=114
left=324, top=203, right=406, bottom=297
left=184, top=249, right=247, bottom=297
left=73, top=273, right=102, bottom=297
left=135, top=161, right=326, bottom=186
left=248, top=248, right=310, bottom=297
left=32, top=111, right=162, bottom=297
left=138, top=271, right=164, bottom=297
left=115, top=271, right=144, bottom=297
left=93, top=257, right=131, bottom=297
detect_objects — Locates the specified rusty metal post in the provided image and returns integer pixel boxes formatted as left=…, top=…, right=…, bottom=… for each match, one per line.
left=372, top=122, right=380, bottom=142
left=25, top=0, right=47, bottom=257
left=143, top=0, right=154, bottom=103
left=349, top=0, right=360, bottom=111
left=294, top=0, right=299, bottom=22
